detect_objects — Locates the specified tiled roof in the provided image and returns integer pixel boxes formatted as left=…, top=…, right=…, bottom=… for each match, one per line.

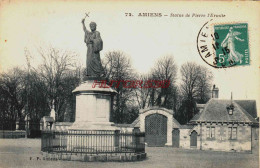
left=234, top=100, right=257, bottom=118
left=191, top=112, right=201, bottom=121
left=190, top=99, right=258, bottom=124
left=131, top=116, right=140, bottom=127
left=172, top=117, right=181, bottom=128
left=179, top=125, right=194, bottom=129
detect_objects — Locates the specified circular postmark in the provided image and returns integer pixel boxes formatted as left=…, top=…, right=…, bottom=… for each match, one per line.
left=197, top=20, right=249, bottom=68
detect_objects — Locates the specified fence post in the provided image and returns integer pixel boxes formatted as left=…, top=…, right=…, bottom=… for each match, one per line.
left=41, top=131, right=44, bottom=151
left=16, top=120, right=19, bottom=130
left=133, top=127, right=141, bottom=153
left=114, top=130, right=120, bottom=151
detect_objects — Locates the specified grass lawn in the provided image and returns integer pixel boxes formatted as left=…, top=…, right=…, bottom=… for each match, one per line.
left=0, top=138, right=258, bottom=168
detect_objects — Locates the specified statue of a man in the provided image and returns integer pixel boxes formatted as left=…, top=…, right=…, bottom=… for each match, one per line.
left=82, top=18, right=105, bottom=77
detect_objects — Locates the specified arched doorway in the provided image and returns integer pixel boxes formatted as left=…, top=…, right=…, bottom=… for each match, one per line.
left=145, top=113, right=167, bottom=147
left=172, top=129, right=180, bottom=148
left=190, top=130, right=197, bottom=147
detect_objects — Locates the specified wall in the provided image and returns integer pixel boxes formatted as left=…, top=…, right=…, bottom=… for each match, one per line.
left=179, top=123, right=253, bottom=152
left=51, top=122, right=135, bottom=133
left=200, top=123, right=252, bottom=152
left=251, top=127, right=259, bottom=154
left=179, top=126, right=201, bottom=150
left=179, top=129, right=191, bottom=149
left=55, top=122, right=73, bottom=131
left=0, top=130, right=26, bottom=138
left=114, top=124, right=133, bottom=133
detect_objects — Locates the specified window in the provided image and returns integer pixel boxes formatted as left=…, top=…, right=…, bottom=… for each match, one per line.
left=228, top=109, right=233, bottom=115
left=206, top=126, right=215, bottom=139
left=227, top=104, right=234, bottom=115
left=228, top=127, right=237, bottom=140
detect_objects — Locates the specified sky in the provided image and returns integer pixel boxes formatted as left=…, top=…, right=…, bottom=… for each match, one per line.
left=0, top=0, right=259, bottom=113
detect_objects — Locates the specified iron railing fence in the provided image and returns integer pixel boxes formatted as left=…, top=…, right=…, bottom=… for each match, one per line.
left=0, top=120, right=41, bottom=138
left=41, top=130, right=145, bottom=154
left=0, top=130, right=26, bottom=138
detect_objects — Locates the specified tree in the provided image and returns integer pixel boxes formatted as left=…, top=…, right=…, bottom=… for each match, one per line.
left=22, top=48, right=50, bottom=123
left=0, top=67, right=27, bottom=128
left=25, top=70, right=49, bottom=122
left=150, top=55, right=178, bottom=109
left=133, top=74, right=153, bottom=109
left=0, top=46, right=83, bottom=129
left=37, top=46, right=80, bottom=121
left=196, top=66, right=213, bottom=104
left=133, top=55, right=179, bottom=113
left=176, top=62, right=213, bottom=124
left=103, top=51, right=137, bottom=123
left=179, top=62, right=213, bottom=103
left=55, top=71, right=80, bottom=122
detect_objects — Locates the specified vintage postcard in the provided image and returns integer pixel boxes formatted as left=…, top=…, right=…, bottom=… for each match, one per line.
left=0, top=0, right=259, bottom=168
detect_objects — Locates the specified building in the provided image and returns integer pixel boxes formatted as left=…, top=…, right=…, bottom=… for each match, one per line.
left=187, top=86, right=259, bottom=152
left=131, top=85, right=259, bottom=153
left=188, top=98, right=258, bottom=152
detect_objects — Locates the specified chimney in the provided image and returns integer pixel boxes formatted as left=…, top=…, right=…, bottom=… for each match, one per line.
left=212, top=85, right=219, bottom=98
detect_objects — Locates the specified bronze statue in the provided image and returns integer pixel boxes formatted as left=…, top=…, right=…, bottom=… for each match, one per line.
left=82, top=18, right=105, bottom=77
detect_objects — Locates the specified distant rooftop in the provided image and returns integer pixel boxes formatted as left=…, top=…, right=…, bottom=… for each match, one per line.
left=191, top=99, right=258, bottom=124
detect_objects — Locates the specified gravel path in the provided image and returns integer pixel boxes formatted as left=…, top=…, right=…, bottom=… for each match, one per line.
left=0, top=138, right=258, bottom=168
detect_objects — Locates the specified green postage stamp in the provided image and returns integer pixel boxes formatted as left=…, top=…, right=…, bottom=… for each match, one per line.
left=214, top=23, right=249, bottom=67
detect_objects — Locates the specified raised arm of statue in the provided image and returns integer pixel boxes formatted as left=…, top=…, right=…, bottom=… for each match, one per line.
left=82, top=18, right=90, bottom=34
left=82, top=18, right=90, bottom=44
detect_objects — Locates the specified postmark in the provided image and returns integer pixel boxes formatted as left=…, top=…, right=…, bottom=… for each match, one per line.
left=197, top=20, right=250, bottom=68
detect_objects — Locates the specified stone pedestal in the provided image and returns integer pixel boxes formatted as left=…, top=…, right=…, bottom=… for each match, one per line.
left=68, top=78, right=118, bottom=152
left=70, top=78, right=117, bottom=130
